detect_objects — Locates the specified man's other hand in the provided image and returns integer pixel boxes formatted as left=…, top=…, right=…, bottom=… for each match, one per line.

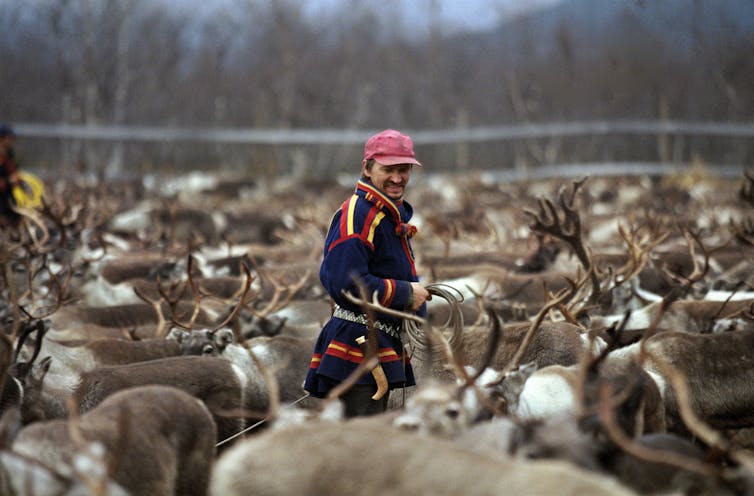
left=410, top=282, right=431, bottom=311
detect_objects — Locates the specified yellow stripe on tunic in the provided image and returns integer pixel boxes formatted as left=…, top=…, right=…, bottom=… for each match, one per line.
left=367, top=212, right=385, bottom=244
left=346, top=194, right=358, bottom=235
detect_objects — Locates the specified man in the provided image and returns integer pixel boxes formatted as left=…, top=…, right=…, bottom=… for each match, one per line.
left=304, top=129, right=431, bottom=417
left=0, top=124, right=22, bottom=227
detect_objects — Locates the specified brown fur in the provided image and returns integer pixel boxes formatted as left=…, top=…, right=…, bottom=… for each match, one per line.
left=642, top=329, right=754, bottom=431
left=13, top=385, right=216, bottom=496
left=209, top=420, right=634, bottom=496
left=72, top=356, right=250, bottom=444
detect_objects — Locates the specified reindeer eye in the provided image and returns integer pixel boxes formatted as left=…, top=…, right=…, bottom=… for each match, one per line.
left=202, top=344, right=215, bottom=355
left=445, top=408, right=459, bottom=419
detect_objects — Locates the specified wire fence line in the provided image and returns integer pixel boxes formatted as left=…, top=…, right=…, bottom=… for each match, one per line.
left=12, top=120, right=754, bottom=144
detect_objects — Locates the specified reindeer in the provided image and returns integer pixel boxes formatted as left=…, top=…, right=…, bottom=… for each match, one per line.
left=0, top=329, right=125, bottom=495
left=616, top=328, right=754, bottom=433
left=242, top=334, right=318, bottom=409
left=502, top=320, right=754, bottom=438
left=208, top=419, right=636, bottom=496
left=589, top=296, right=754, bottom=334
left=59, top=355, right=250, bottom=445
left=12, top=321, right=227, bottom=422
left=12, top=385, right=217, bottom=496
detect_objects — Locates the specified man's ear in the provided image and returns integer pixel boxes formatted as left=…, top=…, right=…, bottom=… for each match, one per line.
left=361, top=159, right=370, bottom=179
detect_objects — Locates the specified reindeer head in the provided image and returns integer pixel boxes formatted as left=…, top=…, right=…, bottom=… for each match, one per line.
left=392, top=380, right=477, bottom=438
left=491, top=362, right=538, bottom=414
left=166, top=327, right=226, bottom=356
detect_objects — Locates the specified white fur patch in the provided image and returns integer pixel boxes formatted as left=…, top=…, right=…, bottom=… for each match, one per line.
left=580, top=334, right=607, bottom=355
left=79, top=276, right=141, bottom=306
left=704, top=290, right=754, bottom=302
left=642, top=368, right=667, bottom=400
left=514, top=372, right=575, bottom=420
left=230, top=363, right=250, bottom=389
left=250, top=343, right=271, bottom=362
left=596, top=307, right=655, bottom=330
left=606, top=342, right=641, bottom=361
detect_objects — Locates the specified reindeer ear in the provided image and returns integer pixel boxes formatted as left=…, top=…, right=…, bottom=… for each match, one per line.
left=213, top=328, right=235, bottom=349
left=519, top=362, right=538, bottom=378
left=165, top=327, right=186, bottom=343
left=31, top=356, right=52, bottom=381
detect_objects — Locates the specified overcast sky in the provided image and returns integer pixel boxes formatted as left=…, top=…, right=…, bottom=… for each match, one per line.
left=300, top=0, right=566, bottom=32
left=163, top=0, right=566, bottom=35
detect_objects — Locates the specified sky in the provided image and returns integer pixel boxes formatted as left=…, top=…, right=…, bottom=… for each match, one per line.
left=299, top=0, right=566, bottom=33
left=164, top=0, right=566, bottom=35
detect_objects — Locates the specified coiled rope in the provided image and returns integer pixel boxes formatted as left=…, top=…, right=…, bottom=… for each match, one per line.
left=403, top=283, right=465, bottom=352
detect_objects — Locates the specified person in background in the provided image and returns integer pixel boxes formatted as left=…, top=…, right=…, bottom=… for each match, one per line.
left=303, top=128, right=431, bottom=417
left=0, top=124, right=23, bottom=227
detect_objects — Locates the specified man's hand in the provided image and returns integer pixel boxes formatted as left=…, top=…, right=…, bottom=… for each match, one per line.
left=410, top=282, right=431, bottom=311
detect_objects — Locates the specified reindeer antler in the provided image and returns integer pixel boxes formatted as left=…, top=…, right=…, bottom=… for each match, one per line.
left=613, top=222, right=669, bottom=286
left=133, top=286, right=169, bottom=338
left=497, top=269, right=589, bottom=379
left=659, top=228, right=711, bottom=299
left=739, top=169, right=754, bottom=207
left=210, top=261, right=254, bottom=333
left=341, top=290, right=427, bottom=325
left=523, top=176, right=602, bottom=305
left=729, top=216, right=754, bottom=247
left=247, top=268, right=310, bottom=320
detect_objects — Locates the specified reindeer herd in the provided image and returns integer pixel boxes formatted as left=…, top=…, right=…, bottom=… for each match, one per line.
left=0, top=167, right=752, bottom=495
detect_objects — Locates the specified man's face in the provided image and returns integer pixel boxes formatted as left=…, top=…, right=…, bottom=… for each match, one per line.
left=363, top=161, right=412, bottom=201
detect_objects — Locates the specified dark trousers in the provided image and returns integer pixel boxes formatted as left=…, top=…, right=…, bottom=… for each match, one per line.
left=340, top=385, right=389, bottom=418
left=0, top=193, right=19, bottom=227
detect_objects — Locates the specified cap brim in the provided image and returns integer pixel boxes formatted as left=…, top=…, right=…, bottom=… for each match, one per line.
left=373, top=156, right=422, bottom=167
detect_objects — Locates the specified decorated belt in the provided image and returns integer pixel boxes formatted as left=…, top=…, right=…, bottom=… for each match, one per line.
left=332, top=304, right=402, bottom=339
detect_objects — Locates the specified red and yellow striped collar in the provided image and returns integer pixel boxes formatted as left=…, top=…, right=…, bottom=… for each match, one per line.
left=356, top=179, right=403, bottom=222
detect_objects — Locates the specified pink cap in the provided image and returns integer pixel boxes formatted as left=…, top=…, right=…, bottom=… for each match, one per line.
left=363, top=129, right=422, bottom=166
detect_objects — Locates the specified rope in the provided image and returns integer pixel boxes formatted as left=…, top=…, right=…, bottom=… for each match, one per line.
left=215, top=392, right=311, bottom=448
left=403, top=283, right=465, bottom=352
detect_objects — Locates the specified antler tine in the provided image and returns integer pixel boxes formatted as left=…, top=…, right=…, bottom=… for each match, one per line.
left=467, top=307, right=502, bottom=385
left=557, top=186, right=581, bottom=238
left=739, top=169, right=754, bottom=206
left=211, top=260, right=253, bottom=333
left=341, top=289, right=427, bottom=325
left=684, top=228, right=711, bottom=285
left=425, top=323, right=470, bottom=384
left=133, top=286, right=168, bottom=338
left=155, top=276, right=191, bottom=326
left=46, top=263, right=73, bottom=306
left=501, top=270, right=587, bottom=377
left=183, top=254, right=204, bottom=327
left=17, top=261, right=69, bottom=321
left=247, top=274, right=284, bottom=319
left=614, top=222, right=669, bottom=285
left=524, top=177, right=602, bottom=304
left=258, top=269, right=310, bottom=317
left=729, top=216, right=754, bottom=246
left=660, top=227, right=711, bottom=295
left=596, top=382, right=722, bottom=479
left=465, top=280, right=492, bottom=327
left=19, top=264, right=71, bottom=320
left=14, top=205, right=51, bottom=253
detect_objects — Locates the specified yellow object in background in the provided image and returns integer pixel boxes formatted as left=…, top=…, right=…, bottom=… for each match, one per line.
left=12, top=172, right=45, bottom=209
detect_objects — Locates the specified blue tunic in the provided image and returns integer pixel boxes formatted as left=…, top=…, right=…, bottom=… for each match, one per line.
left=303, top=178, right=422, bottom=398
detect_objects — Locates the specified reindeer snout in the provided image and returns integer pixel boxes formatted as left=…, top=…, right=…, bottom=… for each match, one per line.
left=393, top=413, right=421, bottom=432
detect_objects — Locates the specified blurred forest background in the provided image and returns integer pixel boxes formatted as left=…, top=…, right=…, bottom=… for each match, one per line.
left=1, top=0, right=752, bottom=178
